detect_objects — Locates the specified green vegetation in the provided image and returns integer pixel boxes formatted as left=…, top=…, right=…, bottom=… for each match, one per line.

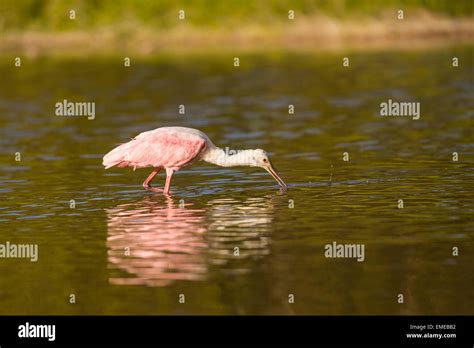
left=1, top=0, right=472, bottom=31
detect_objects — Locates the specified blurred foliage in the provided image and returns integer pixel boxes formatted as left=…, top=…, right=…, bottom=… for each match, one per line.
left=0, top=0, right=472, bottom=31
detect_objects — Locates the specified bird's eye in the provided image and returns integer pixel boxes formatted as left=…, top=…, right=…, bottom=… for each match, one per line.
left=263, top=158, right=268, bottom=163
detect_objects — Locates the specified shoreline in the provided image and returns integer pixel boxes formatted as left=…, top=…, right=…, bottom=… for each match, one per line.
left=1, top=15, right=473, bottom=56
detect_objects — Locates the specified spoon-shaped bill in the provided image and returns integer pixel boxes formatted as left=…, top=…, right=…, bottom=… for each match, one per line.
left=264, top=163, right=287, bottom=188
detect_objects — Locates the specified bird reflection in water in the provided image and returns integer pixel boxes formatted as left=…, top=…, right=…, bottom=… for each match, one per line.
left=106, top=195, right=276, bottom=287
left=205, top=197, right=274, bottom=265
left=107, top=196, right=207, bottom=287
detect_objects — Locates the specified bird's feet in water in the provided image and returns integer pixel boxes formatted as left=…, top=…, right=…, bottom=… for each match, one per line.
left=143, top=184, right=170, bottom=195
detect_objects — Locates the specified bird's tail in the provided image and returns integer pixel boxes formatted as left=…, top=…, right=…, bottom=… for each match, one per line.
left=102, top=141, right=134, bottom=169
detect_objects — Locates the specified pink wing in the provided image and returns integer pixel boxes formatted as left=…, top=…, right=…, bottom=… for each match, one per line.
left=103, top=130, right=206, bottom=170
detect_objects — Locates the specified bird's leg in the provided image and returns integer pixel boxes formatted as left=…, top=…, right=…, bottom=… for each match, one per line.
left=163, top=168, right=174, bottom=195
left=142, top=168, right=161, bottom=189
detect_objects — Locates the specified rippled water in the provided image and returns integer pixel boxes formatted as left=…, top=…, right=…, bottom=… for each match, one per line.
left=0, top=47, right=473, bottom=314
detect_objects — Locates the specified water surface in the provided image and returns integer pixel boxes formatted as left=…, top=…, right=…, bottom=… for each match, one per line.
left=0, top=47, right=473, bottom=314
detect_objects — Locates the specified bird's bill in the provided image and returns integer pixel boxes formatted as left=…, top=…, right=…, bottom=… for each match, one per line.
left=264, top=163, right=287, bottom=188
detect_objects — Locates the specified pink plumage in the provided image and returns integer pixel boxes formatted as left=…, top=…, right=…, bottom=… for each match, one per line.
left=103, top=126, right=287, bottom=194
left=103, top=127, right=206, bottom=170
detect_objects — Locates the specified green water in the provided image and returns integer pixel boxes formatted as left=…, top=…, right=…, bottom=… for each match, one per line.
left=0, top=47, right=473, bottom=315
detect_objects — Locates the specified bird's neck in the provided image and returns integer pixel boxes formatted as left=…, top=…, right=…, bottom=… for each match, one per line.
left=202, top=147, right=256, bottom=167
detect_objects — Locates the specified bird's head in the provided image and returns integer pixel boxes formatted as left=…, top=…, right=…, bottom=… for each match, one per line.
left=250, top=149, right=287, bottom=188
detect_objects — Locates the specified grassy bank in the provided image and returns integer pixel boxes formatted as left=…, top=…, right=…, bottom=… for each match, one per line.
left=1, top=0, right=472, bottom=30
left=0, top=0, right=472, bottom=55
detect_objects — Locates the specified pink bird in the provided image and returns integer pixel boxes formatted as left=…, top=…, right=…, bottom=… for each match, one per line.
left=103, top=126, right=287, bottom=194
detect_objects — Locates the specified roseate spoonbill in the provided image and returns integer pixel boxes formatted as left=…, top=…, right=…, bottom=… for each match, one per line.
left=102, top=126, right=287, bottom=194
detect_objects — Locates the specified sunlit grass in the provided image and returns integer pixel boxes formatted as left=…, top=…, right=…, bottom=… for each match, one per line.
left=0, top=0, right=472, bottom=31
